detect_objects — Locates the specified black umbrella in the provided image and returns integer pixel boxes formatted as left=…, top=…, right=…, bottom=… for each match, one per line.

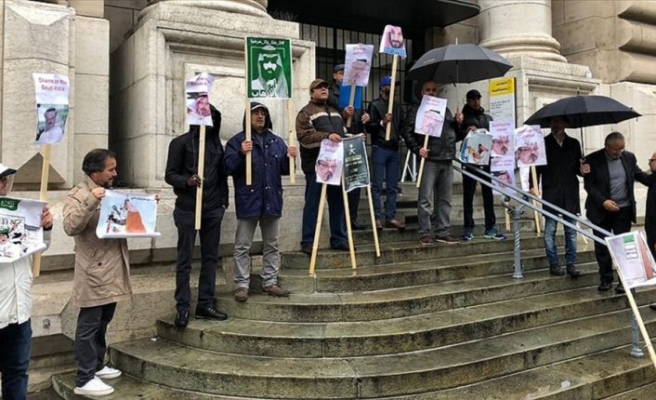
left=407, top=43, right=513, bottom=84
left=523, top=95, right=641, bottom=151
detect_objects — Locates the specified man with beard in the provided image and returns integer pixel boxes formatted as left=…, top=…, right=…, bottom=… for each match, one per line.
left=386, top=26, right=404, bottom=49
left=366, top=75, right=405, bottom=230
left=459, top=89, right=505, bottom=242
left=37, top=107, right=64, bottom=143
left=250, top=44, right=290, bottom=98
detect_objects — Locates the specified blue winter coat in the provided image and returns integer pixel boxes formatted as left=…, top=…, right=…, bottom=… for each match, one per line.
left=225, top=130, right=290, bottom=219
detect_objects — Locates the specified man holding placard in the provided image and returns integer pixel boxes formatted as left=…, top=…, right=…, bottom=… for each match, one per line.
left=297, top=79, right=349, bottom=254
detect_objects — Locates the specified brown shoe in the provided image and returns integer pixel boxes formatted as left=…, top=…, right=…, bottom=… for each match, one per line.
left=234, top=288, right=248, bottom=302
left=263, top=284, right=290, bottom=297
left=385, top=219, right=406, bottom=230
left=435, top=235, right=459, bottom=244
left=376, top=219, right=383, bottom=230
left=419, top=235, right=434, bottom=245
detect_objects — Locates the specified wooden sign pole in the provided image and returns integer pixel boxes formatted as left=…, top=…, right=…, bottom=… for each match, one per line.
left=194, top=125, right=206, bottom=230
left=245, top=99, right=252, bottom=186
left=308, top=184, right=327, bottom=277
left=346, top=84, right=357, bottom=128
left=385, top=55, right=399, bottom=141
left=342, top=175, right=357, bottom=270
left=530, top=165, right=542, bottom=234
left=416, top=135, right=430, bottom=188
left=367, top=186, right=381, bottom=257
left=32, top=144, right=51, bottom=278
left=287, top=100, right=296, bottom=185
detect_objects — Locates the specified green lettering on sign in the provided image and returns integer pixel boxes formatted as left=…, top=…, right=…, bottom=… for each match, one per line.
left=0, top=198, right=20, bottom=211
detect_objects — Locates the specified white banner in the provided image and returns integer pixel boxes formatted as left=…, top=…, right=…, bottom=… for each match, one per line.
left=0, top=197, right=47, bottom=263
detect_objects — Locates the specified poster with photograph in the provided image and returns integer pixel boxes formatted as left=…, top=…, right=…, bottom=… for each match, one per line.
left=514, top=125, right=547, bottom=168
left=414, top=95, right=448, bottom=137
left=0, top=197, right=47, bottom=263
left=33, top=74, right=70, bottom=145
left=246, top=37, right=292, bottom=99
left=379, top=25, right=407, bottom=58
left=315, top=140, right=344, bottom=186
left=343, top=135, right=370, bottom=193
left=491, top=169, right=516, bottom=195
left=96, top=190, right=161, bottom=239
left=343, top=44, right=374, bottom=87
left=338, top=85, right=363, bottom=111
left=489, top=120, right=515, bottom=158
left=459, top=129, right=492, bottom=165
left=606, top=231, right=656, bottom=289
left=490, top=156, right=515, bottom=172
left=186, top=73, right=215, bottom=126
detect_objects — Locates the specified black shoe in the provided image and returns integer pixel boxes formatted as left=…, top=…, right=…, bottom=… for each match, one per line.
left=549, top=264, right=565, bottom=276
left=174, top=310, right=189, bottom=328
left=615, top=284, right=626, bottom=294
left=301, top=245, right=312, bottom=255
left=566, top=264, right=581, bottom=278
left=650, top=303, right=656, bottom=311
left=598, top=282, right=612, bottom=292
left=195, top=305, right=228, bottom=321
left=350, top=220, right=365, bottom=231
left=331, top=243, right=351, bottom=251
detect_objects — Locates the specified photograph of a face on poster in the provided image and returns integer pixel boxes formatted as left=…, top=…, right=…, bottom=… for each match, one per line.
left=415, top=95, right=447, bottom=137
left=491, top=169, right=516, bottom=195
left=459, top=129, right=492, bottom=165
left=0, top=197, right=47, bottom=262
left=97, top=190, right=161, bottom=239
left=33, top=73, right=69, bottom=145
left=186, top=73, right=215, bottom=126
left=490, top=156, right=515, bottom=172
left=344, top=44, right=374, bottom=87
left=316, top=140, right=344, bottom=186
left=489, top=120, right=515, bottom=157
left=379, top=25, right=407, bottom=58
left=246, top=37, right=293, bottom=99
left=514, top=125, right=547, bottom=167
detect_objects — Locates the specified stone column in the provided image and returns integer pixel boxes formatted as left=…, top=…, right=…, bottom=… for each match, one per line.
left=477, top=0, right=566, bottom=62
left=141, top=0, right=270, bottom=18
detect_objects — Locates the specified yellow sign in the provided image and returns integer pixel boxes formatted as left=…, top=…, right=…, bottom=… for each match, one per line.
left=489, top=78, right=515, bottom=97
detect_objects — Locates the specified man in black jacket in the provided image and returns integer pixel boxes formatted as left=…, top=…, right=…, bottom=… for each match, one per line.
left=531, top=117, right=583, bottom=277
left=366, top=76, right=405, bottom=230
left=584, top=132, right=652, bottom=292
left=460, top=89, right=504, bottom=242
left=165, top=104, right=229, bottom=327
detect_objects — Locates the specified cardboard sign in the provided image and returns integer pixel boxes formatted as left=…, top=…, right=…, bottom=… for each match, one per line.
left=514, top=125, right=547, bottom=168
left=246, top=37, right=293, bottom=99
left=606, top=231, right=656, bottom=289
left=414, top=96, right=448, bottom=137
left=460, top=129, right=492, bottom=165
left=33, top=73, right=69, bottom=145
left=379, top=25, right=407, bottom=58
left=185, top=73, right=215, bottom=126
left=343, top=136, right=370, bottom=192
left=0, top=197, right=47, bottom=263
left=96, top=190, right=161, bottom=238
left=315, top=140, right=344, bottom=186
left=344, top=44, right=374, bottom=87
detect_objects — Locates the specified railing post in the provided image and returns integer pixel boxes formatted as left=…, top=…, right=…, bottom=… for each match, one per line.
left=504, top=197, right=525, bottom=279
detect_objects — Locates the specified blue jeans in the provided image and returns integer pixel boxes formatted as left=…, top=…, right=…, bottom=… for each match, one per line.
left=371, top=146, right=400, bottom=220
left=0, top=319, right=32, bottom=400
left=544, top=216, right=577, bottom=266
left=301, top=173, right=347, bottom=248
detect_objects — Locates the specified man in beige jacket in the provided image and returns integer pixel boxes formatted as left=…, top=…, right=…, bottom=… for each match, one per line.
left=64, top=149, right=131, bottom=397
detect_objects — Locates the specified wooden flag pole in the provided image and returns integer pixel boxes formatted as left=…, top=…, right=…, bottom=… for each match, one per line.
left=367, top=186, right=381, bottom=257
left=245, top=98, right=252, bottom=186
left=530, top=165, right=542, bottom=234
left=346, top=84, right=356, bottom=128
left=416, top=135, right=430, bottom=189
left=287, top=100, right=296, bottom=185
left=308, top=183, right=327, bottom=277
left=505, top=200, right=511, bottom=231
left=32, top=144, right=51, bottom=278
left=385, top=55, right=399, bottom=141
left=194, top=125, right=206, bottom=230
left=342, top=175, right=357, bottom=270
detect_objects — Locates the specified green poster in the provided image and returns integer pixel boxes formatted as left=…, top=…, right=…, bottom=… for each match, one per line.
left=343, top=136, right=370, bottom=193
left=246, top=37, right=293, bottom=99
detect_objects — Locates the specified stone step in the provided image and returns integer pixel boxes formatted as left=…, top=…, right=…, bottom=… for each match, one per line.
left=106, top=306, right=656, bottom=399
left=606, top=381, right=656, bottom=400
left=215, top=262, right=601, bottom=323
left=156, top=285, right=656, bottom=358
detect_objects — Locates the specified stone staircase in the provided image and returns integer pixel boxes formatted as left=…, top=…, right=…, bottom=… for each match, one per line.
left=48, top=225, right=656, bottom=399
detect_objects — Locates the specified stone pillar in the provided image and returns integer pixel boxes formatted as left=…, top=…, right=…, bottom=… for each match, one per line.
left=478, top=0, right=566, bottom=62
left=141, top=0, right=270, bottom=18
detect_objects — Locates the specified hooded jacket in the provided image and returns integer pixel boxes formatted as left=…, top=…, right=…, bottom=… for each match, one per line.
left=165, top=105, right=229, bottom=213
left=225, top=102, right=290, bottom=219
left=460, top=104, right=493, bottom=133
left=402, top=102, right=463, bottom=161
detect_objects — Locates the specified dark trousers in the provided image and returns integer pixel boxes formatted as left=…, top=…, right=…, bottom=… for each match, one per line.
left=301, top=173, right=347, bottom=248
left=173, top=207, right=224, bottom=312
left=347, top=188, right=361, bottom=223
left=0, top=320, right=31, bottom=400
left=462, top=165, right=496, bottom=230
left=74, top=303, right=116, bottom=387
left=593, top=207, right=633, bottom=284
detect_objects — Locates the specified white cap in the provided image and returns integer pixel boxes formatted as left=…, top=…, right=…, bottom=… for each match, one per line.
left=0, top=164, right=17, bottom=178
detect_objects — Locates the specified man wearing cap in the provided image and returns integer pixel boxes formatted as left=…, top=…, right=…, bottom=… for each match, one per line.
left=460, top=89, right=505, bottom=242
left=297, top=78, right=349, bottom=254
left=401, top=80, right=464, bottom=245
left=0, top=165, right=53, bottom=400
left=225, top=102, right=297, bottom=302
left=366, top=76, right=405, bottom=230
left=328, top=64, right=370, bottom=231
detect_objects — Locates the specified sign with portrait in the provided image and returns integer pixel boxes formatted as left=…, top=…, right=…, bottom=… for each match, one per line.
left=459, top=129, right=492, bottom=165
left=246, top=37, right=293, bottom=99
left=186, top=73, right=215, bottom=126
left=491, top=169, right=516, bottom=195
left=489, top=120, right=515, bottom=172
left=343, top=44, right=374, bottom=87
left=96, top=190, right=161, bottom=239
left=414, top=95, right=447, bottom=137
left=514, top=125, right=547, bottom=168
left=606, top=231, right=656, bottom=289
left=343, top=135, right=370, bottom=193
left=0, top=197, right=47, bottom=263
left=379, top=25, right=407, bottom=58
left=33, top=73, right=70, bottom=145
left=315, top=140, right=344, bottom=186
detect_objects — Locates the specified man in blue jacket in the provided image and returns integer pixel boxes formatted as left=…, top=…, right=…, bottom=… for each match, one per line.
left=225, top=102, right=297, bottom=302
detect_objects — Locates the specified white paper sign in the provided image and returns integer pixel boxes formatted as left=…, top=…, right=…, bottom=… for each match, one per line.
left=0, top=197, right=47, bottom=263
left=606, top=231, right=656, bottom=289
left=185, top=73, right=215, bottom=126
left=315, top=140, right=344, bottom=186
left=33, top=74, right=70, bottom=145
left=514, top=125, right=547, bottom=168
left=459, top=129, right=492, bottom=165
left=343, top=44, right=374, bottom=87
left=379, top=25, right=407, bottom=58
left=491, top=169, right=516, bottom=195
left=96, top=191, right=161, bottom=239
left=415, top=96, right=448, bottom=137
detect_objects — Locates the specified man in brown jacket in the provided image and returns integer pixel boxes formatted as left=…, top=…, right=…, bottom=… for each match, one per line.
left=64, top=149, right=131, bottom=397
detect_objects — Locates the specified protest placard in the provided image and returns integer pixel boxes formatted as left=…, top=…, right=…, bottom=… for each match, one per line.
left=459, top=129, right=492, bottom=165
left=343, top=136, right=369, bottom=193
left=338, top=85, right=363, bottom=111
left=185, top=73, right=215, bottom=126
left=379, top=25, right=407, bottom=58
left=33, top=74, right=69, bottom=145
left=344, top=44, right=374, bottom=87
left=96, top=190, right=161, bottom=239
left=246, top=37, right=292, bottom=99
left=514, top=125, right=547, bottom=168
left=606, top=231, right=656, bottom=289
left=0, top=197, right=47, bottom=263
left=414, top=96, right=448, bottom=137
left=316, top=140, right=344, bottom=186
left=490, top=120, right=515, bottom=158
left=491, top=169, right=516, bottom=195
